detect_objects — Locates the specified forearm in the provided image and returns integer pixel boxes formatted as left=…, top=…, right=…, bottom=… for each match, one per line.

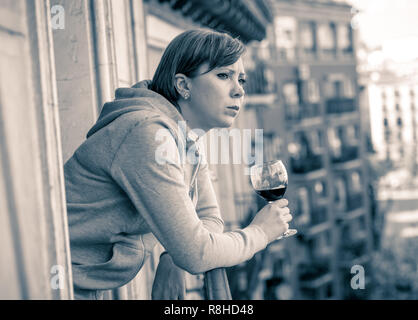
left=164, top=223, right=268, bottom=274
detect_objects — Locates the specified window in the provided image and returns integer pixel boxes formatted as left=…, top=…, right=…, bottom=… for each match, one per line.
left=333, top=81, right=344, bottom=98
left=397, top=117, right=403, bottom=126
left=300, top=21, right=316, bottom=58
left=296, top=187, right=311, bottom=225
left=308, top=130, right=323, bottom=154
left=314, top=181, right=327, bottom=198
left=384, top=128, right=391, bottom=141
left=334, top=178, right=346, bottom=211
left=344, top=79, right=355, bottom=98
left=318, top=22, right=336, bottom=54
left=337, top=23, right=353, bottom=54
left=350, top=172, right=362, bottom=193
left=274, top=16, right=297, bottom=61
left=324, top=74, right=353, bottom=99
left=307, top=79, right=320, bottom=103
left=323, top=80, right=334, bottom=98
left=283, top=82, right=299, bottom=105
left=345, top=125, right=358, bottom=145
left=328, top=128, right=342, bottom=158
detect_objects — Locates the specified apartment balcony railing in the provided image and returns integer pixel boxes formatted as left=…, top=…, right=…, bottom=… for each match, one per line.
left=298, top=259, right=330, bottom=282
left=346, top=193, right=363, bottom=211
left=326, top=98, right=355, bottom=114
left=291, top=154, right=323, bottom=174
left=298, top=259, right=333, bottom=299
left=310, top=205, right=328, bottom=226
left=331, top=145, right=359, bottom=164
left=285, top=103, right=321, bottom=121
left=339, top=237, right=368, bottom=263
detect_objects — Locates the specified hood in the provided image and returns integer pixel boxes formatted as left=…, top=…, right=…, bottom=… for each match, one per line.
left=86, top=80, right=183, bottom=138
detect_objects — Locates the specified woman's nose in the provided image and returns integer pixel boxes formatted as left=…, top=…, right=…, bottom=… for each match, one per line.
left=231, top=82, right=245, bottom=98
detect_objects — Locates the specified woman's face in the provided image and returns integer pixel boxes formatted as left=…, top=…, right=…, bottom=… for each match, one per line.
left=185, top=58, right=246, bottom=131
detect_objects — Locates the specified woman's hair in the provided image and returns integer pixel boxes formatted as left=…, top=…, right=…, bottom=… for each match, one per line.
left=150, top=29, right=246, bottom=110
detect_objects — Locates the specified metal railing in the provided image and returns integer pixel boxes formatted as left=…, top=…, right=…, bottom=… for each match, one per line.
left=326, top=98, right=355, bottom=114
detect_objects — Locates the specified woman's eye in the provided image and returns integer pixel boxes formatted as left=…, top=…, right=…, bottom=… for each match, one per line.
left=239, top=78, right=246, bottom=85
left=217, top=73, right=229, bottom=79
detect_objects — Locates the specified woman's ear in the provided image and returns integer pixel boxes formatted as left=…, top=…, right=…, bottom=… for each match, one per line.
left=174, top=73, right=191, bottom=98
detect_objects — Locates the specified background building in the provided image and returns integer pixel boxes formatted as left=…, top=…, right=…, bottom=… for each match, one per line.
left=358, top=45, right=418, bottom=184
left=244, top=0, right=375, bottom=299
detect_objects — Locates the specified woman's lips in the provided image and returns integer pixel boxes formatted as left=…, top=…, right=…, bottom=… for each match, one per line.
left=226, top=105, right=240, bottom=111
left=225, top=105, right=240, bottom=116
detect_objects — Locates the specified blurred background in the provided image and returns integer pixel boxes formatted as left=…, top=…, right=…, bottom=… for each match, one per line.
left=0, top=0, right=417, bottom=299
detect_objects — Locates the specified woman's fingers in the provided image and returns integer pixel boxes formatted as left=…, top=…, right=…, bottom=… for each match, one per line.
left=272, top=198, right=288, bottom=207
left=280, top=211, right=292, bottom=223
left=279, top=207, right=290, bottom=215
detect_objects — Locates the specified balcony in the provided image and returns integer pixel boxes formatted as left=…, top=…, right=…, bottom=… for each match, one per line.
left=300, top=221, right=331, bottom=238
left=333, top=158, right=362, bottom=171
left=291, top=154, right=323, bottom=174
left=326, top=98, right=355, bottom=114
left=310, top=206, right=328, bottom=226
left=346, top=193, right=363, bottom=211
left=298, top=260, right=330, bottom=282
left=285, top=103, right=321, bottom=122
left=338, top=238, right=368, bottom=265
left=331, top=145, right=359, bottom=164
left=336, top=207, right=365, bottom=222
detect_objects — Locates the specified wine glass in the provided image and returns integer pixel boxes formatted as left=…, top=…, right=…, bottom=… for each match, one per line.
left=250, top=160, right=297, bottom=240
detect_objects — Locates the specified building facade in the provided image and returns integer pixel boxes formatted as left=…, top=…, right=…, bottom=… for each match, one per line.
left=249, top=0, right=375, bottom=299
left=367, top=70, right=418, bottom=178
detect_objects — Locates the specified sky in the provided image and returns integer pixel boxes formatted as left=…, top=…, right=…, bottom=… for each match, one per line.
left=348, top=0, right=418, bottom=62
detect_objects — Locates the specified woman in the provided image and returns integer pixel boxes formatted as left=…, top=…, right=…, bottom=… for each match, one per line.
left=64, top=29, right=292, bottom=300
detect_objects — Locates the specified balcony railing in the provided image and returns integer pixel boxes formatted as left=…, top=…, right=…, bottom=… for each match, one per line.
left=331, top=146, right=359, bottom=164
left=298, top=260, right=331, bottom=286
left=346, top=193, right=363, bottom=211
left=285, top=103, right=321, bottom=121
left=326, top=98, right=355, bottom=114
left=339, top=237, right=368, bottom=262
left=310, top=206, right=328, bottom=226
left=291, top=154, right=323, bottom=174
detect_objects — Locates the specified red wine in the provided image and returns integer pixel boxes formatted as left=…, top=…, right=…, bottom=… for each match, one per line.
left=255, top=186, right=287, bottom=201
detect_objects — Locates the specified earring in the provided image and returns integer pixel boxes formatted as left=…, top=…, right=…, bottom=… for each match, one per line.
left=183, top=92, right=190, bottom=100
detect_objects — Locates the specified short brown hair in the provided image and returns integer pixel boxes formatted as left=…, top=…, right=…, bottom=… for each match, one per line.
left=150, top=29, right=246, bottom=110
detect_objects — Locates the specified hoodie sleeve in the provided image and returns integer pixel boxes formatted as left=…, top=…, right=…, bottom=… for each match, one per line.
left=194, top=157, right=224, bottom=234
left=110, top=120, right=268, bottom=274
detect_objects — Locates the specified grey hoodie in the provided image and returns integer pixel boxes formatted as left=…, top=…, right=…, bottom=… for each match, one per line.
left=64, top=81, right=268, bottom=291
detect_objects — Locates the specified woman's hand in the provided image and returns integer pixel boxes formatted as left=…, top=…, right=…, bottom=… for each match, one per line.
left=152, top=252, right=186, bottom=300
left=249, top=198, right=293, bottom=243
